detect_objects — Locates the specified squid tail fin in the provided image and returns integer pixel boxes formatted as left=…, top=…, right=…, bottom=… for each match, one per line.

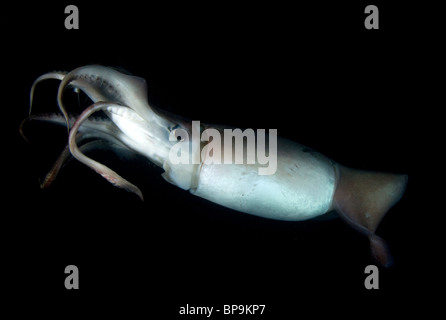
left=333, top=164, right=408, bottom=267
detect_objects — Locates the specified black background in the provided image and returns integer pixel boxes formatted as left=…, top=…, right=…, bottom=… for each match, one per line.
left=2, top=1, right=440, bottom=318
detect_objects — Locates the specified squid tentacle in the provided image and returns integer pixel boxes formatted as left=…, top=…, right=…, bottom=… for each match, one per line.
left=41, top=138, right=135, bottom=189
left=29, top=71, right=67, bottom=116
left=57, top=65, right=129, bottom=130
left=21, top=111, right=128, bottom=145
left=68, top=101, right=144, bottom=201
left=29, top=66, right=124, bottom=131
left=21, top=111, right=137, bottom=189
left=55, top=65, right=169, bottom=129
left=39, top=143, right=71, bottom=189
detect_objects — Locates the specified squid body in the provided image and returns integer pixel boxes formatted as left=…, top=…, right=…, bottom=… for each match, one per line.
left=22, top=65, right=407, bottom=267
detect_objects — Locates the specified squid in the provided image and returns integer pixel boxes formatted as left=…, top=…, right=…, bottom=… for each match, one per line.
left=21, top=65, right=407, bottom=267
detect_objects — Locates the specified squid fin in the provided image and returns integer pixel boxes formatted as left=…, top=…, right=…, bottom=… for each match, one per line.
left=333, top=165, right=408, bottom=267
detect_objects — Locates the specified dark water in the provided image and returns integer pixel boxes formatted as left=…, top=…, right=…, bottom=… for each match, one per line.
left=3, top=1, right=437, bottom=318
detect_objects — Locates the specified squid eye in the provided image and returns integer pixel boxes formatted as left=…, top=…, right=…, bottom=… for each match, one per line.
left=172, top=129, right=184, bottom=142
